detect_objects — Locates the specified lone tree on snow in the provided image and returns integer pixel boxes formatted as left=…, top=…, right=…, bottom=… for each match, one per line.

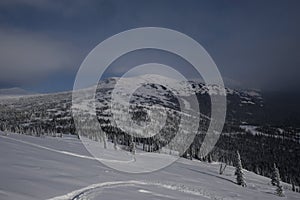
left=235, top=151, right=246, bottom=187
left=271, top=163, right=279, bottom=186
left=271, top=163, right=285, bottom=197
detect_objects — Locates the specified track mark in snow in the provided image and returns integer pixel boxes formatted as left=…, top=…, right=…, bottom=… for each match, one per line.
left=47, top=180, right=224, bottom=200
left=0, top=135, right=135, bottom=164
left=138, top=189, right=152, bottom=193
left=137, top=188, right=175, bottom=199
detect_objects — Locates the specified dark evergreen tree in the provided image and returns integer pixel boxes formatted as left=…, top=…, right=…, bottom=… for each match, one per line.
left=254, top=165, right=260, bottom=175
left=292, top=181, right=295, bottom=192
left=207, top=154, right=212, bottom=163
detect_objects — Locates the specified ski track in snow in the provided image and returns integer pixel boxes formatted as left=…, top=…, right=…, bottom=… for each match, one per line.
left=47, top=180, right=223, bottom=200
left=0, top=135, right=135, bottom=164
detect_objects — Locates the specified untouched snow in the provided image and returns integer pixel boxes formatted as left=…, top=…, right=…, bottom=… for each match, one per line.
left=80, top=136, right=179, bottom=173
left=0, top=131, right=299, bottom=200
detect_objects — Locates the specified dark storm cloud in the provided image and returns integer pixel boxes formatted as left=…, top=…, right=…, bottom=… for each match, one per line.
left=0, top=0, right=299, bottom=92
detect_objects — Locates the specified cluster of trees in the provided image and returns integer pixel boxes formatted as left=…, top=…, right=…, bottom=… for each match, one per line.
left=0, top=115, right=75, bottom=137
left=230, top=151, right=285, bottom=196
left=181, top=128, right=300, bottom=189
left=0, top=94, right=75, bottom=137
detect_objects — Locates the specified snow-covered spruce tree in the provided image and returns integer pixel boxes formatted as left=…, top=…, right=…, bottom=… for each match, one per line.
left=103, top=132, right=107, bottom=149
left=132, top=142, right=136, bottom=155
left=271, top=163, right=279, bottom=186
left=129, top=136, right=136, bottom=155
left=235, top=151, right=246, bottom=187
left=130, top=141, right=136, bottom=155
left=272, top=164, right=285, bottom=197
left=276, top=179, right=284, bottom=197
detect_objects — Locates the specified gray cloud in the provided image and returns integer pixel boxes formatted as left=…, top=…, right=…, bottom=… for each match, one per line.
left=0, top=0, right=299, bottom=92
left=0, top=28, right=81, bottom=84
left=0, top=0, right=63, bottom=11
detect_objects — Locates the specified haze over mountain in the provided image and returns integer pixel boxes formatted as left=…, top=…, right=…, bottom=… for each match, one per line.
left=0, top=87, right=36, bottom=96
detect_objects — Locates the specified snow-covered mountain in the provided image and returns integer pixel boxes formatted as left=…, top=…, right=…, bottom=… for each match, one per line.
left=0, top=75, right=265, bottom=133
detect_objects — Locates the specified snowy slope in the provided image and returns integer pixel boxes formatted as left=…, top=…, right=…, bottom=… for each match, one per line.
left=0, top=131, right=299, bottom=200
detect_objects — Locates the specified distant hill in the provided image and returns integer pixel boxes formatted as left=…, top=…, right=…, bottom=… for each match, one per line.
left=0, top=87, right=36, bottom=96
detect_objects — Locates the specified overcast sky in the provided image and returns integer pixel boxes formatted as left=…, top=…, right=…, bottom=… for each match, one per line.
left=0, top=0, right=299, bottom=93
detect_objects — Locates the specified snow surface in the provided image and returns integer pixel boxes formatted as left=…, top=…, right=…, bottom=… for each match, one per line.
left=0, top=131, right=299, bottom=200
left=80, top=136, right=179, bottom=173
